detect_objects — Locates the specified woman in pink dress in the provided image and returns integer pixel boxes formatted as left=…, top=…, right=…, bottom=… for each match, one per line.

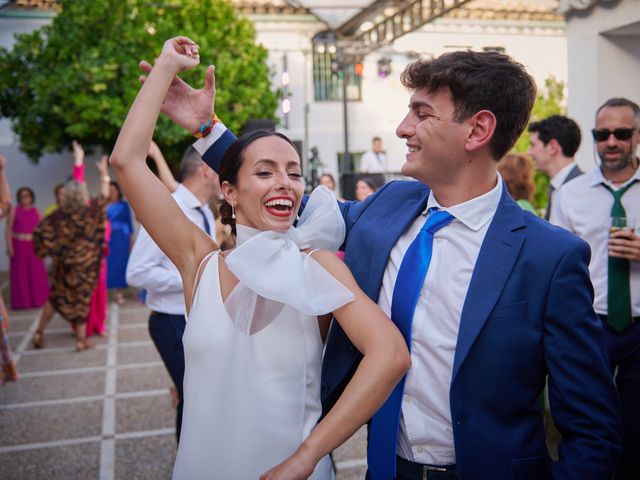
left=85, top=220, right=110, bottom=337
left=6, top=187, right=49, bottom=309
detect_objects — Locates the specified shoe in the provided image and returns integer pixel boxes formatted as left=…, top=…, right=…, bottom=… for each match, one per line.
left=32, top=331, right=45, bottom=349
left=116, top=293, right=126, bottom=305
left=2, top=362, right=19, bottom=382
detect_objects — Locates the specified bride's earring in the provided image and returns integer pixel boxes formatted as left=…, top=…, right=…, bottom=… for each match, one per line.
left=231, top=201, right=236, bottom=220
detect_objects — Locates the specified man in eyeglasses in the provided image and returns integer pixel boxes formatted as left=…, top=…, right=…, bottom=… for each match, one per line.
left=527, top=115, right=583, bottom=220
left=551, top=97, right=640, bottom=479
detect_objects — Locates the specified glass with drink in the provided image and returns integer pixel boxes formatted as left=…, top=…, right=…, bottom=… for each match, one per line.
left=610, top=216, right=635, bottom=235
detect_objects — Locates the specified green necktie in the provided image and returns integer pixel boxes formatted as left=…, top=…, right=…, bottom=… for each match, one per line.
left=602, top=180, right=637, bottom=332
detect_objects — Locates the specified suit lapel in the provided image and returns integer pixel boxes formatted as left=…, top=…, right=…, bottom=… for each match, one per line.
left=563, top=165, right=583, bottom=184
left=367, top=186, right=430, bottom=300
left=451, top=188, right=526, bottom=382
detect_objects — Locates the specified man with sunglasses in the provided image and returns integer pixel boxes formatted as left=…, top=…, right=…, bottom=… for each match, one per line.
left=551, top=97, right=640, bottom=479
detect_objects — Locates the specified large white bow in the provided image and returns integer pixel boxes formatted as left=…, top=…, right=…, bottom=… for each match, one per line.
left=225, top=186, right=354, bottom=317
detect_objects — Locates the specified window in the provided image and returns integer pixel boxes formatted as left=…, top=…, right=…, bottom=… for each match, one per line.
left=312, top=32, right=362, bottom=102
left=483, top=46, right=506, bottom=53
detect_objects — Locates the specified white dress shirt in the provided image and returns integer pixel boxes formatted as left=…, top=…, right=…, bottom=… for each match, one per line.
left=550, top=166, right=640, bottom=317
left=359, top=150, right=387, bottom=173
left=126, top=184, right=216, bottom=315
left=550, top=161, right=579, bottom=190
left=377, top=177, right=502, bottom=464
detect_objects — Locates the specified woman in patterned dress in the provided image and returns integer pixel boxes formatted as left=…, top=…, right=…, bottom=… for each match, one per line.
left=32, top=150, right=111, bottom=352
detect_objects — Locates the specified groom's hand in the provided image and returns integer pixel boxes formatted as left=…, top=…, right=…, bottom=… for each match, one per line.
left=139, top=60, right=216, bottom=135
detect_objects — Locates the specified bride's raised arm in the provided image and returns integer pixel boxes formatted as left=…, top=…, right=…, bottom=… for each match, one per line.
left=110, top=37, right=217, bottom=284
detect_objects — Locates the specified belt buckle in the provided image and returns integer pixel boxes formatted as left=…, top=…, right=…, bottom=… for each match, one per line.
left=422, top=465, right=447, bottom=480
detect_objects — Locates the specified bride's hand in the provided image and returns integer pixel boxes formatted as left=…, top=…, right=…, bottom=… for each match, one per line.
left=259, top=450, right=315, bottom=480
left=158, top=36, right=200, bottom=74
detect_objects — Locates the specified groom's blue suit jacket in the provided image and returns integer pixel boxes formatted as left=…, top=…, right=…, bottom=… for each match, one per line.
left=201, top=137, right=621, bottom=480
left=320, top=180, right=621, bottom=480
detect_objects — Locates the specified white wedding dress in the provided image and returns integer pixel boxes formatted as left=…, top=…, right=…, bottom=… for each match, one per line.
left=173, top=186, right=351, bottom=480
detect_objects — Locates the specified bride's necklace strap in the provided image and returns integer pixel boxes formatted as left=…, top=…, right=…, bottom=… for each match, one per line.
left=226, top=186, right=354, bottom=315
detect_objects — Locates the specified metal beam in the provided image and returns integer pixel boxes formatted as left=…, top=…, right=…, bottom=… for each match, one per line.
left=334, top=0, right=393, bottom=36
left=343, top=0, right=474, bottom=52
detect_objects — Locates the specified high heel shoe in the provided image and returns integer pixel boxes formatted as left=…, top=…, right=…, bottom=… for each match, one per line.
left=2, top=362, right=19, bottom=382
left=32, top=331, right=45, bottom=349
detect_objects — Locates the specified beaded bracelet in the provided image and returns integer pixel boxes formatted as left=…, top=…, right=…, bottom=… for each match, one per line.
left=193, top=114, right=219, bottom=139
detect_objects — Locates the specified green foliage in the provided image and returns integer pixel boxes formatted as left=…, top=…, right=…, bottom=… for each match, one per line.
left=512, top=76, right=566, bottom=211
left=0, top=0, right=278, bottom=166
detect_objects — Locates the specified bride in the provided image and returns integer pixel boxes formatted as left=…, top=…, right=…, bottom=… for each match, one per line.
left=109, top=36, right=410, bottom=479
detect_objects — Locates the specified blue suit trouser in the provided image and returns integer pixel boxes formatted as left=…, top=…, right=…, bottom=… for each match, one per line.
left=601, top=319, right=640, bottom=480
left=148, top=312, right=186, bottom=443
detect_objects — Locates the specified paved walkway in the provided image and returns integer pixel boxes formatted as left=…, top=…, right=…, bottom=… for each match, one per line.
left=0, top=300, right=366, bottom=479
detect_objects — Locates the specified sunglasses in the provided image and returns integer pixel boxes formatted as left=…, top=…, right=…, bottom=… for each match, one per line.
left=591, top=128, right=636, bottom=142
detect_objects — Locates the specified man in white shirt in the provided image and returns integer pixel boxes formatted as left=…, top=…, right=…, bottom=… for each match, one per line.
left=551, top=97, right=640, bottom=479
left=126, top=146, right=217, bottom=442
left=359, top=136, right=387, bottom=174
left=527, top=115, right=583, bottom=219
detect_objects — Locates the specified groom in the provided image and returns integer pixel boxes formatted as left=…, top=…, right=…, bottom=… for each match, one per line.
left=145, top=50, right=621, bottom=479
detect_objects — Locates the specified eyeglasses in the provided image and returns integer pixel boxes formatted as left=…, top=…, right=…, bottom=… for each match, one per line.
left=591, top=128, right=636, bottom=142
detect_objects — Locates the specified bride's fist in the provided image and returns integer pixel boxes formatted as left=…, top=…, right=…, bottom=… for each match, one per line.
left=159, top=36, right=200, bottom=73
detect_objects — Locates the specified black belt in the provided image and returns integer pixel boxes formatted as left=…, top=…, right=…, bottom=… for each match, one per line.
left=150, top=311, right=184, bottom=317
left=598, top=314, right=640, bottom=324
left=396, top=456, right=456, bottom=480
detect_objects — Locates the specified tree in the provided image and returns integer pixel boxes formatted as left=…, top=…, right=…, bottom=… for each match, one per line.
left=0, top=0, right=278, bottom=166
left=513, top=76, right=566, bottom=210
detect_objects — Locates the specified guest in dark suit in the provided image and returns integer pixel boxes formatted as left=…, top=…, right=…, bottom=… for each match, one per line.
left=527, top=115, right=584, bottom=219
left=142, top=49, right=621, bottom=480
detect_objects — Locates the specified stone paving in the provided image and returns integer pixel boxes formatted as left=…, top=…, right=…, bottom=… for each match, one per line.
left=0, top=300, right=366, bottom=480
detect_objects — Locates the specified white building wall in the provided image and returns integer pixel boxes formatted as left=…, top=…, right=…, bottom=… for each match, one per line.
left=564, top=0, right=640, bottom=169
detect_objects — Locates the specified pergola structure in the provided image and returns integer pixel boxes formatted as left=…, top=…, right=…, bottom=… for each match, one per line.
left=237, top=1, right=561, bottom=46
left=4, top=0, right=562, bottom=54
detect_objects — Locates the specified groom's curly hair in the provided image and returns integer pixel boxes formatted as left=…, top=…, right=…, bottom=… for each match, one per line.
left=401, top=50, right=536, bottom=161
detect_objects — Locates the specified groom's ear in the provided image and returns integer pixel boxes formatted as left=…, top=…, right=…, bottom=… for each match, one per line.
left=463, top=110, right=496, bottom=154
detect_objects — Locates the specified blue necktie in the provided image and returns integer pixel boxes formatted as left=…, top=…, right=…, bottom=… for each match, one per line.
left=195, top=206, right=211, bottom=236
left=368, top=208, right=454, bottom=480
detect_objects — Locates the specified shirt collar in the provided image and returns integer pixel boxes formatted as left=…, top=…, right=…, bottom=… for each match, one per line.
left=425, top=174, right=503, bottom=232
left=550, top=161, right=577, bottom=189
left=589, top=165, right=640, bottom=190
left=174, top=183, right=207, bottom=209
